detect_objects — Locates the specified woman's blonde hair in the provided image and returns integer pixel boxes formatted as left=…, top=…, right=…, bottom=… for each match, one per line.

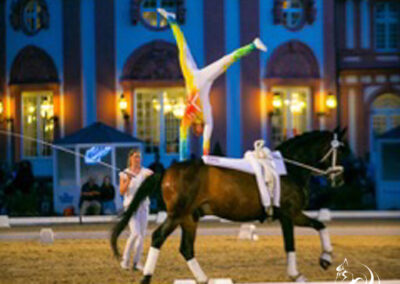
left=127, top=148, right=141, bottom=168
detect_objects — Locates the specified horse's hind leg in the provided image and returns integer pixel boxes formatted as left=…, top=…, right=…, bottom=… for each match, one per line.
left=293, top=212, right=333, bottom=270
left=140, top=216, right=179, bottom=284
left=279, top=212, right=307, bottom=282
left=180, top=215, right=208, bottom=284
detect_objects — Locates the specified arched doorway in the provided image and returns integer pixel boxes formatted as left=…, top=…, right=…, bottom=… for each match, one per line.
left=264, top=40, right=321, bottom=147
left=121, top=40, right=184, bottom=165
left=9, top=45, right=60, bottom=172
left=370, top=93, right=400, bottom=153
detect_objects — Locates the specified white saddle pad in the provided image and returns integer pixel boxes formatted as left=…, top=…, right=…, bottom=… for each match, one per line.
left=202, top=151, right=287, bottom=176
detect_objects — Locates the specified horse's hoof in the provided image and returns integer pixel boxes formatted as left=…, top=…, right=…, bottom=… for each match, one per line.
left=289, top=273, right=307, bottom=282
left=319, top=251, right=332, bottom=270
left=320, top=258, right=331, bottom=270
left=140, top=275, right=152, bottom=284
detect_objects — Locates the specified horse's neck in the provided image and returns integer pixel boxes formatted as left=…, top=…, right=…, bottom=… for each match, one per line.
left=284, top=152, right=319, bottom=185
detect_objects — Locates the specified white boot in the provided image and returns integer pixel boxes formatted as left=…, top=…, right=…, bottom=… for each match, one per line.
left=157, top=8, right=176, bottom=20
left=253, top=38, right=267, bottom=52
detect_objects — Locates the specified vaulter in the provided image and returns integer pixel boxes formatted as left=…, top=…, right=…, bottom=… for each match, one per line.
left=158, top=8, right=267, bottom=161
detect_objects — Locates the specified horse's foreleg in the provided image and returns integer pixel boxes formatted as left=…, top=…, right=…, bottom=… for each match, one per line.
left=140, top=217, right=179, bottom=284
left=280, top=213, right=307, bottom=282
left=180, top=215, right=208, bottom=284
left=293, top=212, right=333, bottom=270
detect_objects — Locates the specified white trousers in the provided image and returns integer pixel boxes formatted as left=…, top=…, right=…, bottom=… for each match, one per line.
left=245, top=153, right=281, bottom=208
left=121, top=204, right=149, bottom=266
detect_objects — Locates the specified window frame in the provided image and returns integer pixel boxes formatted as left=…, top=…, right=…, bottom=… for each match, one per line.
left=374, top=1, right=400, bottom=52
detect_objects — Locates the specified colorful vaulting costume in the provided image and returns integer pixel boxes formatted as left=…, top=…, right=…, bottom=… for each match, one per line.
left=158, top=9, right=267, bottom=160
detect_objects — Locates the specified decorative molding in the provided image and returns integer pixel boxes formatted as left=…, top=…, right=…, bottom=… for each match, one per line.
left=345, top=75, right=358, bottom=84
left=9, top=45, right=58, bottom=85
left=375, top=75, right=386, bottom=83
left=9, top=0, right=49, bottom=36
left=130, top=0, right=185, bottom=29
left=363, top=85, right=382, bottom=103
left=272, top=0, right=316, bottom=30
left=360, top=75, right=372, bottom=84
left=122, top=40, right=183, bottom=81
left=389, top=75, right=400, bottom=83
left=376, top=55, right=400, bottom=62
left=343, top=56, right=361, bottom=62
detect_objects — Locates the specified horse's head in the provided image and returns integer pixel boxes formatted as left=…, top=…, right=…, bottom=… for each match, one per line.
left=316, top=128, right=349, bottom=188
left=277, top=128, right=349, bottom=187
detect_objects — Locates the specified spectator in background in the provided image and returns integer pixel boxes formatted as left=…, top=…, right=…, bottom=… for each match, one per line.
left=148, top=151, right=165, bottom=175
left=79, top=177, right=101, bottom=216
left=100, top=175, right=116, bottom=215
left=148, top=151, right=165, bottom=212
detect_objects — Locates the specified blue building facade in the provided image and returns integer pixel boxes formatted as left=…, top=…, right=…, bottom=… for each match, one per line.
left=0, top=0, right=399, bottom=208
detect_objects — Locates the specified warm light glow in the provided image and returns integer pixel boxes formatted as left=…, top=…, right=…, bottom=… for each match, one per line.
left=152, top=98, right=161, bottom=112
left=0, top=100, right=3, bottom=115
left=40, top=97, right=53, bottom=118
left=326, top=94, right=337, bottom=109
left=28, top=105, right=35, bottom=114
left=172, top=98, right=185, bottom=118
left=290, top=103, right=302, bottom=114
left=119, top=94, right=128, bottom=112
left=272, top=94, right=283, bottom=108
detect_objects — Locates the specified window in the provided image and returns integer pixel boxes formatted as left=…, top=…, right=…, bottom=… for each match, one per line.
left=135, top=88, right=185, bottom=154
left=282, top=0, right=304, bottom=30
left=374, top=2, right=400, bottom=52
left=271, top=87, right=311, bottom=146
left=371, top=94, right=400, bottom=136
left=132, top=0, right=185, bottom=30
left=22, top=92, right=54, bottom=157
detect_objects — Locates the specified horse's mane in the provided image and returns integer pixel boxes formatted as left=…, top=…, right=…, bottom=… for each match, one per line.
left=276, top=130, right=332, bottom=157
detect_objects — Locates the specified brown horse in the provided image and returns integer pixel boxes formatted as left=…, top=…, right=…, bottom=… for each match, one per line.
left=111, top=129, right=348, bottom=283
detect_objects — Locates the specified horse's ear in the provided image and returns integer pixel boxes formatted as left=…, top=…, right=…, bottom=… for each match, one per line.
left=333, top=125, right=340, bottom=133
left=339, top=127, right=348, bottom=140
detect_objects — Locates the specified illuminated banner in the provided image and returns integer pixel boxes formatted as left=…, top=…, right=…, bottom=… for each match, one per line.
left=84, top=146, right=112, bottom=164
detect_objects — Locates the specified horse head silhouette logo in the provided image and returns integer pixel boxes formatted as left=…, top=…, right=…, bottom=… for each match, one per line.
left=336, top=258, right=380, bottom=284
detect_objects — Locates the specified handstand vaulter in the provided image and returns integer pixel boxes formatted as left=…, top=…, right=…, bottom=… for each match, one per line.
left=158, top=8, right=267, bottom=160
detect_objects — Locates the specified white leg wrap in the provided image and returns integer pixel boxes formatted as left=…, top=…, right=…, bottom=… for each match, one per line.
left=187, top=258, right=208, bottom=283
left=319, top=228, right=333, bottom=252
left=287, top=252, right=299, bottom=277
left=143, top=247, right=160, bottom=275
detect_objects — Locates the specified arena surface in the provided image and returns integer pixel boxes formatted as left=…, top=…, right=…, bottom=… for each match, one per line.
left=0, top=220, right=399, bottom=283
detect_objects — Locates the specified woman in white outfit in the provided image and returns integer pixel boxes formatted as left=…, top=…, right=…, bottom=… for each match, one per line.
left=244, top=140, right=281, bottom=219
left=119, top=149, right=153, bottom=271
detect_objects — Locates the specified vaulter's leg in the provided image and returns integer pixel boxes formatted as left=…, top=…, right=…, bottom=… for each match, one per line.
left=157, top=8, right=198, bottom=81
left=140, top=217, right=179, bottom=284
left=200, top=38, right=267, bottom=83
left=179, top=114, right=191, bottom=161
left=180, top=215, right=208, bottom=283
left=293, top=212, right=333, bottom=270
left=279, top=212, right=307, bottom=282
left=201, top=97, right=212, bottom=156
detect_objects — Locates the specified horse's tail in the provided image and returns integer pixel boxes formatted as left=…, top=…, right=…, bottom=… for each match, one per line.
left=110, top=172, right=163, bottom=258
